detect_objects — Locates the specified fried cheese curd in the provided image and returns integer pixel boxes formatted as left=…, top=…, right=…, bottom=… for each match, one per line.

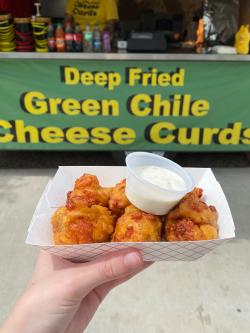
left=165, top=188, right=218, bottom=241
left=112, top=205, right=162, bottom=242
left=109, top=179, right=130, bottom=216
left=51, top=205, right=115, bottom=245
left=66, top=173, right=112, bottom=210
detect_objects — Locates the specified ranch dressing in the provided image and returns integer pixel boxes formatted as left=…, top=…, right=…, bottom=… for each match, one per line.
left=136, top=165, right=186, bottom=191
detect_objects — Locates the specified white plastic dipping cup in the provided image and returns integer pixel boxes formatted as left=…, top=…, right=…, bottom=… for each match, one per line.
left=125, top=152, right=195, bottom=215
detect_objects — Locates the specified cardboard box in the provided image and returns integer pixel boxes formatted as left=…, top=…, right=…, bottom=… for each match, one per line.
left=26, top=166, right=235, bottom=262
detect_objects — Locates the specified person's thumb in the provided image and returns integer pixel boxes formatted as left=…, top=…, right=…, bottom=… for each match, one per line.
left=77, top=249, right=143, bottom=294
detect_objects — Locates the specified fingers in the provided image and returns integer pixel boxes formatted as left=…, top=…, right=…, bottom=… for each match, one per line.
left=103, top=261, right=154, bottom=292
left=76, top=249, right=144, bottom=295
left=94, top=261, right=154, bottom=302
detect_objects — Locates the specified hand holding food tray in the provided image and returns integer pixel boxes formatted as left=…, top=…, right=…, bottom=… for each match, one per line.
left=26, top=155, right=235, bottom=262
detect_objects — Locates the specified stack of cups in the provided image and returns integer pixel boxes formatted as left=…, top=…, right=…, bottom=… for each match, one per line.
left=0, top=14, right=16, bottom=52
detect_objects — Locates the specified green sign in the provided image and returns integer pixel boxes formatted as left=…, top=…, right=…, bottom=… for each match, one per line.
left=0, top=59, right=250, bottom=151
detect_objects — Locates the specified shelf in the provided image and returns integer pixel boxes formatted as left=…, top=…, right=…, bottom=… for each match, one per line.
left=0, top=52, right=249, bottom=61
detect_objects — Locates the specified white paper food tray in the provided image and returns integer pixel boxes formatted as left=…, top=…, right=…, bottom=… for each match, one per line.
left=26, top=166, right=235, bottom=262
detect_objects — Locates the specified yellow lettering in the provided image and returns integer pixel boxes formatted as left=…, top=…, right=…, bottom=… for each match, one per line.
left=158, top=73, right=170, bottom=87
left=108, top=73, right=122, bottom=91
left=149, top=122, right=176, bottom=144
left=202, top=128, right=220, bottom=144
left=178, top=128, right=200, bottom=144
left=49, top=98, right=62, bottom=115
left=113, top=128, right=136, bottom=145
left=182, top=95, right=191, bottom=117
left=192, top=100, right=210, bottom=117
left=130, top=94, right=152, bottom=117
left=15, top=120, right=39, bottom=143
left=22, top=91, right=47, bottom=115
left=41, top=127, right=64, bottom=144
left=142, top=73, right=153, bottom=86
left=95, top=72, right=108, bottom=86
left=64, top=67, right=79, bottom=85
left=102, top=100, right=119, bottom=116
left=66, top=127, right=89, bottom=144
left=91, top=127, right=111, bottom=145
left=82, top=100, right=100, bottom=116
left=81, top=72, right=94, bottom=85
left=153, top=94, right=170, bottom=116
left=172, top=95, right=181, bottom=117
left=129, top=68, right=142, bottom=86
left=0, top=120, right=13, bottom=143
left=218, top=123, right=242, bottom=145
left=242, top=128, right=250, bottom=144
left=62, top=99, right=80, bottom=116
left=172, top=68, right=185, bottom=86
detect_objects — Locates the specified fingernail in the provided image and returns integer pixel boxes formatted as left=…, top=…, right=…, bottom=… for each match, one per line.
left=124, top=252, right=142, bottom=270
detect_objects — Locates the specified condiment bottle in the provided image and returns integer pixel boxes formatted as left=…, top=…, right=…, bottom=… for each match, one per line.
left=235, top=25, right=250, bottom=55
left=65, top=21, right=74, bottom=52
left=55, top=23, right=65, bottom=52
left=93, top=23, right=102, bottom=52
left=102, top=28, right=111, bottom=52
left=48, top=20, right=56, bottom=52
left=74, top=23, right=83, bottom=52
left=83, top=23, right=93, bottom=52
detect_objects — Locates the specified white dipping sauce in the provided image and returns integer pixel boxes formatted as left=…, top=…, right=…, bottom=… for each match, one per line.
left=136, top=165, right=186, bottom=191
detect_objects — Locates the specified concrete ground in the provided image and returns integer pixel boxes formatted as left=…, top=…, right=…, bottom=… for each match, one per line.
left=0, top=165, right=250, bottom=333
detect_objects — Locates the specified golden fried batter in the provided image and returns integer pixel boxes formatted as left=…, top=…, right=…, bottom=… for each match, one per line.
left=199, top=224, right=218, bottom=240
left=166, top=218, right=218, bottom=241
left=165, top=188, right=218, bottom=242
left=166, top=218, right=205, bottom=241
left=167, top=188, right=218, bottom=227
left=109, top=179, right=130, bottom=216
left=66, top=174, right=112, bottom=210
left=112, top=205, right=162, bottom=242
left=51, top=205, right=115, bottom=245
